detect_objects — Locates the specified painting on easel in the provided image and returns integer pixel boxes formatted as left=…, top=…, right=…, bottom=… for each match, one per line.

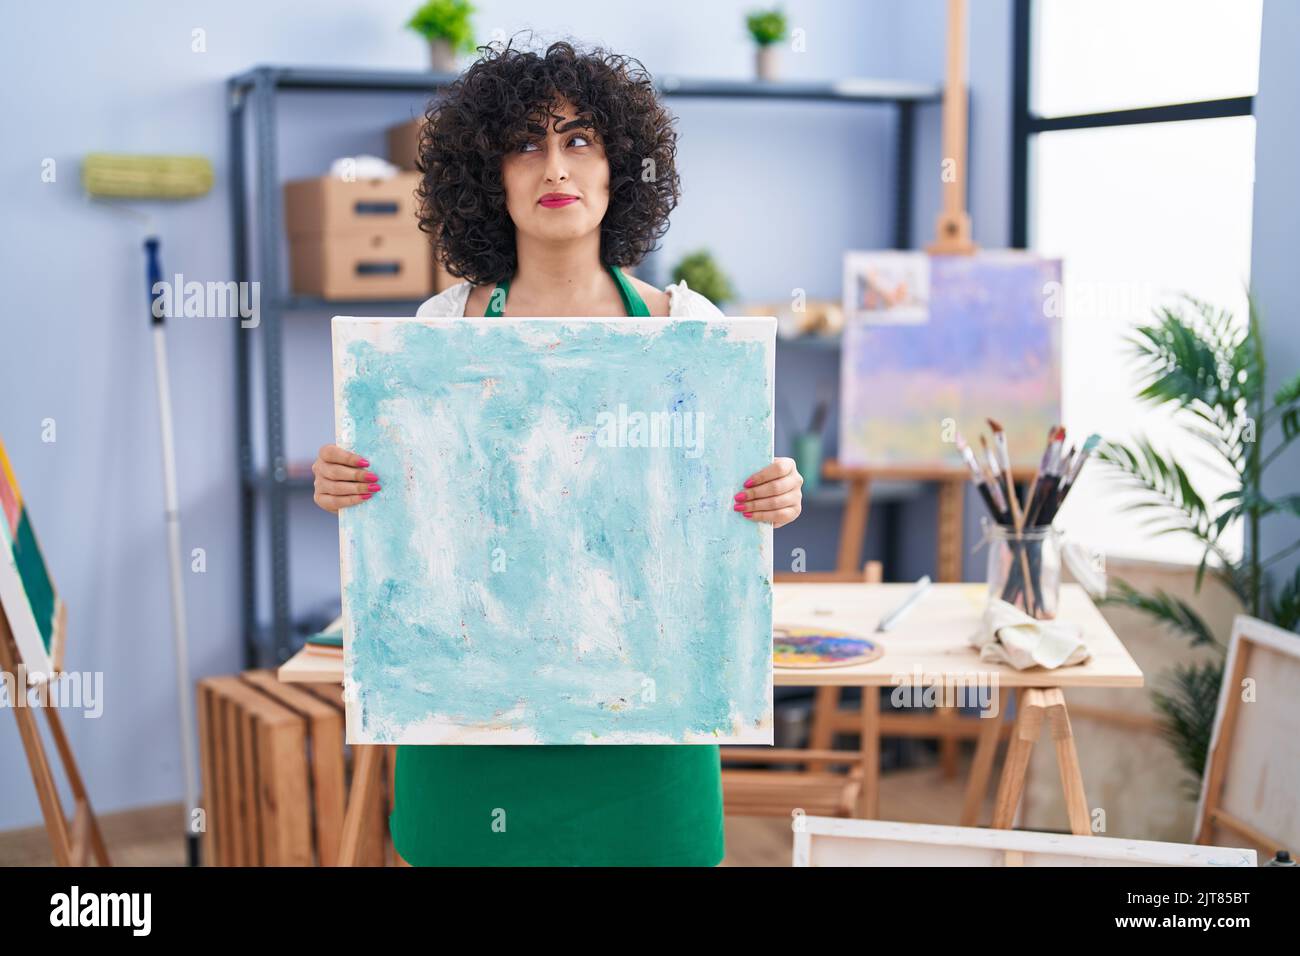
left=839, top=251, right=1062, bottom=469
left=0, top=436, right=64, bottom=679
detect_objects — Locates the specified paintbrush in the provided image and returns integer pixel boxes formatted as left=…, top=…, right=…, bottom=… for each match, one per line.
left=1025, top=426, right=1066, bottom=528
left=988, top=418, right=1036, bottom=615
left=957, top=433, right=1005, bottom=524
left=1021, top=426, right=1056, bottom=530
left=1019, top=426, right=1065, bottom=612
left=1042, top=433, right=1099, bottom=523
left=978, top=434, right=1010, bottom=519
left=808, top=399, right=829, bottom=437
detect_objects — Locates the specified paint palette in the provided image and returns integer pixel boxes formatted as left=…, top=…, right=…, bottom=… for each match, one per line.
left=773, top=626, right=882, bottom=668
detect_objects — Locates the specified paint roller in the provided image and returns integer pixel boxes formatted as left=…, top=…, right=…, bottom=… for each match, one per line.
left=83, top=152, right=214, bottom=868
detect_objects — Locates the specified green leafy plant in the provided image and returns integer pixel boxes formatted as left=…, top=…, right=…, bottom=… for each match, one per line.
left=406, top=0, right=478, bottom=54
left=746, top=6, right=788, bottom=46
left=1097, top=293, right=1300, bottom=789
left=671, top=250, right=736, bottom=306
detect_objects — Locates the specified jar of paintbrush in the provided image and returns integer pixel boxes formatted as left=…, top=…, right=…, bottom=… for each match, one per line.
left=956, top=422, right=1100, bottom=622
left=984, top=523, right=1063, bottom=619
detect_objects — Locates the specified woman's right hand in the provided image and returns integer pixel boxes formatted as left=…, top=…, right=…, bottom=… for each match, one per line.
left=312, top=444, right=381, bottom=514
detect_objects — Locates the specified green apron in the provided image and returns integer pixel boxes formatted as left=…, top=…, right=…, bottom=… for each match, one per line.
left=389, top=263, right=725, bottom=866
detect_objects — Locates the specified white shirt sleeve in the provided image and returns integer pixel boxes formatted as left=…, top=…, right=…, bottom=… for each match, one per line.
left=415, top=281, right=472, bottom=318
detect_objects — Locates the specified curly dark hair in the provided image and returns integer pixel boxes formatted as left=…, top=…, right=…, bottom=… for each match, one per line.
left=415, top=35, right=681, bottom=286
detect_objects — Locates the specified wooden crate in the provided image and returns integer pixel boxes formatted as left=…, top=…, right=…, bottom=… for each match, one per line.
left=196, top=669, right=395, bottom=866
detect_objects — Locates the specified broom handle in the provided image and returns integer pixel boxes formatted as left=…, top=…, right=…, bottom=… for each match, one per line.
left=146, top=238, right=200, bottom=859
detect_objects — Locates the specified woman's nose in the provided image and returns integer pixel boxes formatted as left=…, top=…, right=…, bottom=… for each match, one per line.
left=544, top=148, right=568, bottom=183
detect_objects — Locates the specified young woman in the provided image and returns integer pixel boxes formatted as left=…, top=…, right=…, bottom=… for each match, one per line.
left=312, top=39, right=803, bottom=866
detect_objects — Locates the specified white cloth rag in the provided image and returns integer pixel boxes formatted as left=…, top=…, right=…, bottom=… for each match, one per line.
left=969, top=599, right=1091, bottom=670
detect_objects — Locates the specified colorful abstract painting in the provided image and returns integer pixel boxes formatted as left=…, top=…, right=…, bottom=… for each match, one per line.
left=0, top=436, right=63, bottom=679
left=332, top=316, right=776, bottom=745
left=839, top=251, right=1062, bottom=468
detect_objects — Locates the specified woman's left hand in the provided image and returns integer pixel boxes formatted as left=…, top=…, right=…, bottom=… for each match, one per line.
left=735, top=457, right=803, bottom=528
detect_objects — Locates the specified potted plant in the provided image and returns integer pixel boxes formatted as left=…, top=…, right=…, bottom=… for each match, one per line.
left=1097, top=293, right=1300, bottom=794
left=671, top=249, right=736, bottom=308
left=407, top=0, right=478, bottom=73
left=746, top=6, right=788, bottom=82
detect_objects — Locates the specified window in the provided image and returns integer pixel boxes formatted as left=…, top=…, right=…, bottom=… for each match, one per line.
left=1013, top=0, right=1262, bottom=565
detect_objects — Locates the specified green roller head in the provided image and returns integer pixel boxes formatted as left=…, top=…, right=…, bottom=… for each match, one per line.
left=82, top=153, right=214, bottom=199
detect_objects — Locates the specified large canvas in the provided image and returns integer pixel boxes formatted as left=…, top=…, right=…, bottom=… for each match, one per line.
left=332, top=315, right=776, bottom=745
left=840, top=251, right=1062, bottom=468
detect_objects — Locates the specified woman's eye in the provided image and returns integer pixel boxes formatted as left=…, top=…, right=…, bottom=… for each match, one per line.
left=518, top=140, right=540, bottom=153
left=569, top=134, right=591, bottom=147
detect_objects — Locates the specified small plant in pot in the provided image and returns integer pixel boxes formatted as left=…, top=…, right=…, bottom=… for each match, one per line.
left=407, top=0, right=478, bottom=73
left=671, top=249, right=736, bottom=307
left=746, top=6, right=788, bottom=81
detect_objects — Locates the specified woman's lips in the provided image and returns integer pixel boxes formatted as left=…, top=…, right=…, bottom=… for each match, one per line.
left=539, top=196, right=578, bottom=208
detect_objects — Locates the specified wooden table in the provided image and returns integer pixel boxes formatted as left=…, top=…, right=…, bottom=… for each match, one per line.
left=277, top=582, right=1142, bottom=863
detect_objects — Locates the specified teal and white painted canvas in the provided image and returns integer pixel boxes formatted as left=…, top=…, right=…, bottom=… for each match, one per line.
left=332, top=315, right=776, bottom=745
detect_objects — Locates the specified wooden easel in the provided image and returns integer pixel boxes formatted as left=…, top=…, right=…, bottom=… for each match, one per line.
left=780, top=0, right=1046, bottom=789
left=927, top=0, right=977, bottom=257
left=0, top=605, right=110, bottom=866
left=789, top=0, right=1036, bottom=588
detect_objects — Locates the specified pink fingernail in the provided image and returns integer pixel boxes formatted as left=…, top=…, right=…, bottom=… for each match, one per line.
left=744, top=512, right=754, bottom=518
left=368, top=483, right=381, bottom=492
left=363, top=471, right=378, bottom=481
left=357, top=458, right=370, bottom=467
left=744, top=479, right=754, bottom=488
left=733, top=492, right=746, bottom=502
left=361, top=493, right=372, bottom=500
left=733, top=504, right=745, bottom=511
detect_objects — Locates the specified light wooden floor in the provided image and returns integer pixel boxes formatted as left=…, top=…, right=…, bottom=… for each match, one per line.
left=1, top=753, right=1000, bottom=867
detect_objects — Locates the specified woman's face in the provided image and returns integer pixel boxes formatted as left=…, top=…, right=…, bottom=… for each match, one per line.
left=500, top=97, right=610, bottom=245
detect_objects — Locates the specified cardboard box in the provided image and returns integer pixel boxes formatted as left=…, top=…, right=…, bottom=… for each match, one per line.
left=387, top=118, right=423, bottom=171
left=289, top=230, right=433, bottom=300
left=283, top=172, right=422, bottom=238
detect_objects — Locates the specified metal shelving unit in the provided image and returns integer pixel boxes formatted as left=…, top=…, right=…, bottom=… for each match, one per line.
left=228, top=64, right=941, bottom=668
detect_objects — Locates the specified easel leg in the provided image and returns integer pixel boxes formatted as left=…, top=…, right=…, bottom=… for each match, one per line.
left=859, top=685, right=880, bottom=819
left=990, top=688, right=1045, bottom=829
left=337, top=743, right=382, bottom=867
left=936, top=478, right=964, bottom=583
left=43, top=704, right=112, bottom=865
left=806, top=685, right=839, bottom=774
left=835, top=477, right=871, bottom=578
left=0, top=610, right=97, bottom=866
left=961, top=686, right=1010, bottom=826
left=1043, top=688, right=1091, bottom=835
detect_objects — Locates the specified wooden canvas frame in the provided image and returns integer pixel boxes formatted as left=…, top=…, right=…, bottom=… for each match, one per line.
left=793, top=816, right=1256, bottom=867
left=1194, top=613, right=1300, bottom=856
